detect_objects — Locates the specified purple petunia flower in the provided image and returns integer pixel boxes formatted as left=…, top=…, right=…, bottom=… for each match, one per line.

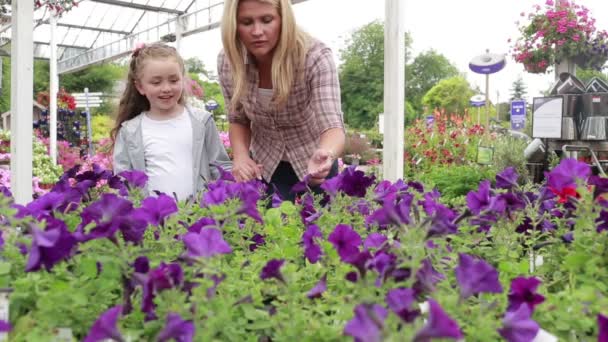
left=590, top=175, right=608, bottom=200
left=271, top=191, right=283, bottom=208
left=427, top=204, right=459, bottom=238
left=386, top=288, right=419, bottom=323
left=507, top=277, right=545, bottom=313
left=260, top=259, right=286, bottom=283
left=135, top=194, right=178, bottom=227
left=291, top=175, right=312, bottom=194
left=157, top=313, right=194, bottom=342
left=546, top=158, right=590, bottom=193
left=413, top=258, right=445, bottom=295
left=182, top=228, right=232, bottom=258
left=117, top=170, right=148, bottom=189
left=141, top=263, right=183, bottom=318
left=0, top=319, right=10, bottom=332
left=83, top=305, right=123, bottom=342
left=133, top=256, right=150, bottom=274
left=467, top=180, right=492, bottom=215
left=364, top=233, right=388, bottom=250
left=307, top=274, right=327, bottom=299
left=322, top=166, right=375, bottom=198
left=0, top=230, right=4, bottom=251
left=596, top=210, right=608, bottom=233
left=343, top=303, right=388, bottom=342
left=205, top=273, right=226, bottom=299
left=413, top=299, right=463, bottom=342
left=249, top=234, right=266, bottom=252
left=496, top=167, right=519, bottom=190
left=186, top=217, right=217, bottom=234
left=26, top=218, right=77, bottom=272
left=598, top=313, right=608, bottom=342
left=302, top=224, right=324, bottom=263
left=76, top=193, right=134, bottom=242
left=498, top=305, right=539, bottom=342
left=300, top=194, right=321, bottom=225
left=454, top=253, right=503, bottom=299
left=328, top=224, right=361, bottom=262
left=366, top=193, right=413, bottom=228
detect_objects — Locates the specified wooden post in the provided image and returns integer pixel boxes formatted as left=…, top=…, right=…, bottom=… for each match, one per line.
left=10, top=0, right=34, bottom=204
left=383, top=0, right=405, bottom=182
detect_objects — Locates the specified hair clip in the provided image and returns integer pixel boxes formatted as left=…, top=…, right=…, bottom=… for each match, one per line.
left=132, top=42, right=146, bottom=57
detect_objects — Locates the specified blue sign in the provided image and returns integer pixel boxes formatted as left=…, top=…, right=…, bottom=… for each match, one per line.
left=510, top=99, right=526, bottom=130
left=205, top=100, right=219, bottom=111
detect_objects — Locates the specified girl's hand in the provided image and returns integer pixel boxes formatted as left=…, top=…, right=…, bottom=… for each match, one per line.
left=307, top=148, right=334, bottom=186
left=232, top=155, right=263, bottom=182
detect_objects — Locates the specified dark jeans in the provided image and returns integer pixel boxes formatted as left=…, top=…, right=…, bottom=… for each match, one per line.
left=267, top=160, right=339, bottom=202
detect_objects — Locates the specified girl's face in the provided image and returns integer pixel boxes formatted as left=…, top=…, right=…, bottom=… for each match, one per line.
left=135, top=57, right=184, bottom=117
left=237, top=0, right=281, bottom=64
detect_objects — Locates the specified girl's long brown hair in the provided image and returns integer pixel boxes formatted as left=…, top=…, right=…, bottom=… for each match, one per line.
left=110, top=43, right=186, bottom=141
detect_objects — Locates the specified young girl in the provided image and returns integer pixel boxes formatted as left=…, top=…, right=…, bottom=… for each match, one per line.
left=112, top=43, right=232, bottom=201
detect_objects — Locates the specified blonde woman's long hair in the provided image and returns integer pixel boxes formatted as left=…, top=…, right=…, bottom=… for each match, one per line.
left=221, top=0, right=311, bottom=110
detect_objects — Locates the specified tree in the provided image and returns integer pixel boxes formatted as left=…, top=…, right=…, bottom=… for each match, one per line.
left=185, top=57, right=209, bottom=78
left=339, top=20, right=412, bottom=129
left=422, top=76, right=474, bottom=115
left=406, top=49, right=459, bottom=113
left=509, top=76, right=527, bottom=101
left=60, top=63, right=125, bottom=94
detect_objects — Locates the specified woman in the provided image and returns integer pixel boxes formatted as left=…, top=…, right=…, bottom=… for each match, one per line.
left=218, top=0, right=345, bottom=201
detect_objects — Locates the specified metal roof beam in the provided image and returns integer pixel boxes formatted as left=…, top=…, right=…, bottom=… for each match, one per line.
left=89, top=0, right=184, bottom=15
left=34, top=41, right=90, bottom=50
left=55, top=22, right=130, bottom=35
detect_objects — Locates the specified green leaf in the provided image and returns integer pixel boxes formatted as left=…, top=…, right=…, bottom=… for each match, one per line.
left=0, top=262, right=11, bottom=275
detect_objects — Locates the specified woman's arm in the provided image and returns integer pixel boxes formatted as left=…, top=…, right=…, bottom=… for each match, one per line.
left=306, top=45, right=346, bottom=184
left=229, top=123, right=263, bottom=181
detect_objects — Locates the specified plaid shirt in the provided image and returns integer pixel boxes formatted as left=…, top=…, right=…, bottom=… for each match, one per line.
left=218, top=39, right=344, bottom=181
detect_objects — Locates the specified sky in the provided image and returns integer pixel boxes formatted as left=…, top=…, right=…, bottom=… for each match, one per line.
left=178, top=0, right=608, bottom=108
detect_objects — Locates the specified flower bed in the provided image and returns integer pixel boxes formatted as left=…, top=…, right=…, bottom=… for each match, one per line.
left=0, top=159, right=607, bottom=340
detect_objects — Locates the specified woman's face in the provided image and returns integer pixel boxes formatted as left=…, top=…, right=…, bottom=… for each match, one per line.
left=237, top=0, right=281, bottom=64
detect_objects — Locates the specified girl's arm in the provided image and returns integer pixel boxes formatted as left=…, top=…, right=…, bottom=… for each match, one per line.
left=112, top=129, right=133, bottom=175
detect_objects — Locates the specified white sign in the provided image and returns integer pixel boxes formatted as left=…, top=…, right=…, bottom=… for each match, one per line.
left=378, top=113, right=384, bottom=135
left=532, top=97, right=563, bottom=139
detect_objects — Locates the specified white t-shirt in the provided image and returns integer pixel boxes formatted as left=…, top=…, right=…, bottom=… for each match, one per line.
left=141, top=110, right=194, bottom=201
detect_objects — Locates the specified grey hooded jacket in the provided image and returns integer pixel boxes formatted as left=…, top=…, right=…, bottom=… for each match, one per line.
left=113, top=105, right=232, bottom=195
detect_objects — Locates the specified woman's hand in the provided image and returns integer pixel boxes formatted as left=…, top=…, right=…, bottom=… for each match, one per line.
left=232, top=155, right=263, bottom=182
left=307, top=148, right=335, bottom=186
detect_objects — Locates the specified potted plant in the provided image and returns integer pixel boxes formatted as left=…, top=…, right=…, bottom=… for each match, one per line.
left=510, top=0, right=608, bottom=74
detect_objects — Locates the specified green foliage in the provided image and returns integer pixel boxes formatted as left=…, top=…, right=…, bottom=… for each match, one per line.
left=575, top=67, right=608, bottom=85
left=0, top=57, right=10, bottom=113
left=32, top=137, right=63, bottom=184
left=61, top=63, right=125, bottom=94
left=490, top=135, right=531, bottom=183
left=422, top=76, right=474, bottom=115
left=339, top=20, right=412, bottom=129
left=419, top=164, right=496, bottom=203
left=91, top=114, right=113, bottom=143
left=185, top=57, right=209, bottom=77
left=2, top=159, right=608, bottom=340
left=509, top=75, right=528, bottom=101
left=406, top=49, right=460, bottom=112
